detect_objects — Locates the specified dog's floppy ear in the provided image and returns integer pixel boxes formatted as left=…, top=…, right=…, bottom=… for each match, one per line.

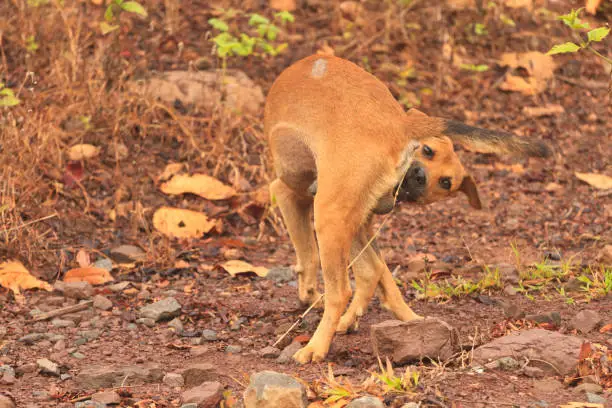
left=459, top=174, right=482, bottom=210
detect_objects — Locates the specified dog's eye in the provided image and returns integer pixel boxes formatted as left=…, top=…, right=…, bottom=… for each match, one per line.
left=422, top=145, right=434, bottom=158
left=439, top=177, right=452, bottom=190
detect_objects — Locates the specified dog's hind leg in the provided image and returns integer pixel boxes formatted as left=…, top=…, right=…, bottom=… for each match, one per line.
left=269, top=179, right=321, bottom=306
left=377, top=265, right=422, bottom=321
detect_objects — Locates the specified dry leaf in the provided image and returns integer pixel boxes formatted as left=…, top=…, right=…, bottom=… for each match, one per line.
left=152, top=207, right=216, bottom=239
left=499, top=74, right=546, bottom=95
left=160, top=174, right=236, bottom=200
left=269, top=0, right=296, bottom=11
left=503, top=0, right=532, bottom=9
left=560, top=403, right=603, bottom=408
left=499, top=52, right=556, bottom=95
left=523, top=104, right=565, bottom=117
left=76, top=249, right=91, bottom=268
left=575, top=172, right=612, bottom=190
left=250, top=186, right=270, bottom=207
left=158, top=163, right=184, bottom=182
left=64, top=267, right=114, bottom=285
left=446, top=0, right=476, bottom=10
left=600, top=323, right=612, bottom=333
left=219, top=260, right=269, bottom=277
left=68, top=144, right=100, bottom=161
left=586, top=0, right=602, bottom=14
left=0, top=261, right=52, bottom=298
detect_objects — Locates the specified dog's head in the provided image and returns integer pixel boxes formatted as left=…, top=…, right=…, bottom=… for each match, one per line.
left=397, top=135, right=482, bottom=209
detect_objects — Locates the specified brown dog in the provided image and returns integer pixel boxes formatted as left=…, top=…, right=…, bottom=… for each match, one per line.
left=265, top=54, right=550, bottom=364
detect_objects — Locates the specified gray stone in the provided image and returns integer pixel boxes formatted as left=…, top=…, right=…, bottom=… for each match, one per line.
left=485, top=356, right=519, bottom=371
left=346, top=396, right=385, bottom=408
left=75, top=402, right=106, bottom=408
left=136, top=318, right=156, bottom=327
left=473, top=329, right=583, bottom=375
left=179, top=363, right=216, bottom=387
left=78, top=330, right=101, bottom=341
left=0, top=365, right=15, bottom=385
left=93, top=258, right=113, bottom=272
left=266, top=267, right=294, bottom=283
left=277, top=342, right=302, bottom=364
left=370, top=318, right=459, bottom=364
left=91, top=390, right=121, bottom=405
left=19, top=332, right=47, bottom=344
left=168, top=318, right=184, bottom=334
left=201, top=329, right=217, bottom=342
left=259, top=346, right=281, bottom=359
left=181, top=381, right=223, bottom=407
left=522, top=366, right=545, bottom=378
left=37, top=358, right=60, bottom=376
left=586, top=393, right=606, bottom=404
left=51, top=318, right=76, bottom=328
left=110, top=245, right=146, bottom=263
left=76, top=364, right=163, bottom=388
left=575, top=383, right=603, bottom=394
left=163, top=372, right=184, bottom=387
left=226, top=345, right=242, bottom=354
left=139, top=298, right=181, bottom=322
left=244, top=371, right=307, bottom=408
left=570, top=310, right=602, bottom=333
left=55, top=281, right=93, bottom=299
left=93, top=295, right=113, bottom=311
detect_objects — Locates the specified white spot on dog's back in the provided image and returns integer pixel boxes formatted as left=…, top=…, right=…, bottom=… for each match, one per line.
left=310, top=58, right=327, bottom=78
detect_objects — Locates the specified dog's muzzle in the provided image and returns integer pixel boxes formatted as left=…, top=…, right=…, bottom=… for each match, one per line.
left=397, top=162, right=426, bottom=202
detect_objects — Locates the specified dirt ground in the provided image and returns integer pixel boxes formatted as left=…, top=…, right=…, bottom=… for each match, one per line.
left=0, top=0, right=611, bottom=407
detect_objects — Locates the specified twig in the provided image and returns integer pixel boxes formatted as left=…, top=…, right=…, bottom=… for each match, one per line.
left=556, top=75, right=608, bottom=90
left=0, top=213, right=58, bottom=234
left=32, top=300, right=93, bottom=322
left=272, top=293, right=324, bottom=348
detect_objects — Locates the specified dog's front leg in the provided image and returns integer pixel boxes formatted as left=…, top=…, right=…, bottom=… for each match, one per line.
left=377, top=265, right=422, bottom=321
left=292, top=188, right=365, bottom=363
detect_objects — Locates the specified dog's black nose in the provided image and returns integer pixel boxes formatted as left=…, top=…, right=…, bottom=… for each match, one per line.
left=413, top=167, right=426, bottom=185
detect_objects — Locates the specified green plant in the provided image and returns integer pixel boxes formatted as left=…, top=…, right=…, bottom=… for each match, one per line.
left=460, top=64, right=489, bottom=72
left=25, top=35, right=39, bottom=53
left=474, top=23, right=488, bottom=36
left=373, top=357, right=419, bottom=394
left=411, top=267, right=502, bottom=301
left=208, top=10, right=294, bottom=62
left=0, top=83, right=20, bottom=107
left=547, top=9, right=610, bottom=67
left=27, top=0, right=49, bottom=7
left=100, top=0, right=148, bottom=35
left=577, top=266, right=612, bottom=299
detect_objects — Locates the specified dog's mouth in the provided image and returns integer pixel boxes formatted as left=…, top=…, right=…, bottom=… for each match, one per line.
left=397, top=162, right=427, bottom=203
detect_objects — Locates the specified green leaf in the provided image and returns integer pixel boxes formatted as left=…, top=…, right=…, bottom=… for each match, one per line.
left=208, top=18, right=229, bottom=32
left=500, top=14, right=515, bottom=27
left=104, top=5, right=114, bottom=22
left=547, top=42, right=581, bottom=55
left=587, top=27, right=610, bottom=42
left=100, top=22, right=120, bottom=35
left=0, top=88, right=15, bottom=96
left=256, top=24, right=268, bottom=37
left=274, top=11, right=294, bottom=24
left=266, top=24, right=279, bottom=41
left=248, top=13, right=269, bottom=26
left=460, top=64, right=489, bottom=72
left=0, top=95, right=21, bottom=107
left=121, top=1, right=147, bottom=17
left=275, top=43, right=288, bottom=54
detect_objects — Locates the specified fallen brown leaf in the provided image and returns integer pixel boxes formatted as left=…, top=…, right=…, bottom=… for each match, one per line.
left=158, top=162, right=184, bottom=182
left=269, top=0, right=296, bottom=11
left=523, top=104, right=565, bottom=117
left=499, top=52, right=556, bottom=95
left=219, top=260, right=269, bottom=277
left=68, top=144, right=100, bottom=161
left=499, top=74, right=546, bottom=95
left=575, top=172, right=612, bottom=190
left=152, top=207, right=216, bottom=239
left=586, top=0, right=602, bottom=14
left=559, top=403, right=604, bottom=408
left=76, top=249, right=91, bottom=268
left=160, top=174, right=236, bottom=200
left=600, top=323, right=612, bottom=333
left=503, top=0, right=532, bottom=9
left=64, top=267, right=114, bottom=285
left=0, top=261, right=52, bottom=299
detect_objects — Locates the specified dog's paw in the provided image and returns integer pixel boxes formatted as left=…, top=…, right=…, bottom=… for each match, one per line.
left=293, top=344, right=326, bottom=364
left=336, top=314, right=358, bottom=334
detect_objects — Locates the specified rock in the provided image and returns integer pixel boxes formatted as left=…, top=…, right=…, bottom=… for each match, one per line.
left=37, top=358, right=60, bottom=376
left=78, top=330, right=101, bottom=341
left=139, top=297, right=181, bottom=322
left=55, top=281, right=93, bottom=299
left=164, top=372, right=185, bottom=387
left=596, top=245, right=612, bottom=264
left=503, top=285, right=518, bottom=296
left=93, top=257, right=113, bottom=272
left=201, top=329, right=217, bottom=342
left=110, top=245, right=146, bottom=263
left=575, top=383, right=603, bottom=394
left=179, top=363, right=216, bottom=387
left=266, top=267, right=294, bottom=283
left=129, top=70, right=264, bottom=116
left=472, top=329, right=583, bottom=375
left=75, top=402, right=106, bottom=408
left=522, top=366, right=545, bottom=378
left=108, top=281, right=131, bottom=292
left=533, top=378, right=563, bottom=393
left=226, top=345, right=242, bottom=354
left=92, top=390, right=121, bottom=405
left=526, top=312, right=561, bottom=327
left=401, top=404, right=419, bottom=408
left=570, top=310, right=602, bottom=333
left=485, top=356, right=519, bottom=371
left=51, top=318, right=76, bottom=328
left=76, top=364, right=164, bottom=388
left=168, top=318, right=184, bottom=334
left=244, top=371, right=307, bottom=408
left=500, top=302, right=525, bottom=319
left=181, top=381, right=223, bottom=407
left=15, top=363, right=37, bottom=375
left=19, top=333, right=47, bottom=344
left=346, top=396, right=384, bottom=408
left=0, top=395, right=15, bottom=408
left=277, top=341, right=302, bottom=364
left=259, top=346, right=281, bottom=359
left=370, top=318, right=459, bottom=364
left=93, top=295, right=113, bottom=311
left=136, top=318, right=156, bottom=327
left=0, top=365, right=15, bottom=384
left=586, top=392, right=606, bottom=404
left=181, top=404, right=198, bottom=408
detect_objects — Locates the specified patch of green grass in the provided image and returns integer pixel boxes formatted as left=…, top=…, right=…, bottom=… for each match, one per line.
left=411, top=266, right=502, bottom=301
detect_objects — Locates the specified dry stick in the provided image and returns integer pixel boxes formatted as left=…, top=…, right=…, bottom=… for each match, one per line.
left=0, top=213, right=58, bottom=234
left=32, top=300, right=93, bottom=322
left=272, top=152, right=416, bottom=348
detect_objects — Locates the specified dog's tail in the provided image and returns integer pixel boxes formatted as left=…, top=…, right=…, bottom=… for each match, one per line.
left=442, top=119, right=551, bottom=158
